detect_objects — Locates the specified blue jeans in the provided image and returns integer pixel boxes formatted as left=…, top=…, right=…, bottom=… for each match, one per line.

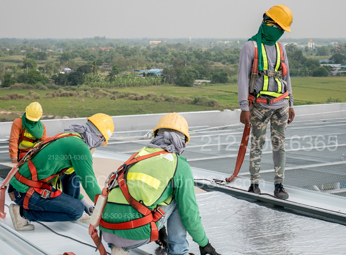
left=13, top=172, right=84, bottom=222
left=114, top=200, right=189, bottom=255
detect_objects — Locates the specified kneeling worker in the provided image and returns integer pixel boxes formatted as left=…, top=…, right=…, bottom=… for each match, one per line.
left=9, top=102, right=48, bottom=163
left=8, top=113, right=114, bottom=231
left=99, top=113, right=221, bottom=255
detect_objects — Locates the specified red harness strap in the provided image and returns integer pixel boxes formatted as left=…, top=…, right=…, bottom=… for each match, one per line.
left=248, top=90, right=289, bottom=105
left=13, top=133, right=80, bottom=210
left=17, top=160, right=68, bottom=210
left=90, top=150, right=169, bottom=254
left=18, top=132, right=38, bottom=160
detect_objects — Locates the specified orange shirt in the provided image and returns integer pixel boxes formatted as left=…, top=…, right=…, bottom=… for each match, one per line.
left=9, top=118, right=47, bottom=159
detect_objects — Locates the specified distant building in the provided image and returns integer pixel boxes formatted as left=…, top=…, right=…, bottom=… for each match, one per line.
left=133, top=68, right=163, bottom=76
left=308, top=40, right=315, bottom=50
left=149, top=41, right=162, bottom=45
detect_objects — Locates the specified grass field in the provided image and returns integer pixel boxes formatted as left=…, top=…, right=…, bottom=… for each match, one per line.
left=0, top=76, right=345, bottom=121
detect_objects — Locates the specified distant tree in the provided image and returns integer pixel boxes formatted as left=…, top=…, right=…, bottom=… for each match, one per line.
left=107, top=64, right=119, bottom=82
left=68, top=72, right=85, bottom=85
left=27, top=69, right=48, bottom=84
left=317, top=46, right=330, bottom=56
left=77, top=64, right=92, bottom=74
left=330, top=53, right=346, bottom=64
left=211, top=71, right=229, bottom=83
left=53, top=73, right=68, bottom=85
left=96, top=59, right=104, bottom=66
left=22, top=58, right=37, bottom=69
left=175, top=68, right=196, bottom=87
left=285, top=43, right=299, bottom=53
left=2, top=72, right=16, bottom=87
left=312, top=67, right=329, bottom=77
left=59, top=52, right=72, bottom=64
left=91, top=60, right=98, bottom=75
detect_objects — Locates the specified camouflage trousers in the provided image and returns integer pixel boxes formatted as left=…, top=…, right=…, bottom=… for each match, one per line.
left=249, top=103, right=289, bottom=184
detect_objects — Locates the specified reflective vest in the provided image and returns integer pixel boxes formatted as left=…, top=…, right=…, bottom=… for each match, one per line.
left=18, top=129, right=42, bottom=160
left=88, top=148, right=176, bottom=254
left=107, top=147, right=177, bottom=207
left=249, top=41, right=289, bottom=104
left=14, top=132, right=82, bottom=210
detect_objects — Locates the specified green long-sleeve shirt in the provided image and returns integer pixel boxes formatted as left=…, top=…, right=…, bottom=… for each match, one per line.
left=10, top=135, right=101, bottom=203
left=101, top=155, right=208, bottom=247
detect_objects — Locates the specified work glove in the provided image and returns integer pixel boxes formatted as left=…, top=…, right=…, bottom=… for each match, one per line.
left=81, top=198, right=95, bottom=215
left=199, top=242, right=221, bottom=255
left=155, top=226, right=168, bottom=249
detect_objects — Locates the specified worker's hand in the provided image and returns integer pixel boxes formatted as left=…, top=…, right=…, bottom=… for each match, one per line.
left=240, top=111, right=251, bottom=127
left=199, top=242, right=221, bottom=255
left=155, top=226, right=168, bottom=249
left=81, top=198, right=95, bottom=215
left=288, top=108, right=295, bottom=124
left=11, top=159, right=18, bottom=164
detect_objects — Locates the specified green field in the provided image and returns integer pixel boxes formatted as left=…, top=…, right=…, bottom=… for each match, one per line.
left=0, top=76, right=345, bottom=121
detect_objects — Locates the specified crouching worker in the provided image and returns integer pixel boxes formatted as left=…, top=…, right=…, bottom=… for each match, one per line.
left=8, top=113, right=114, bottom=231
left=95, top=113, right=220, bottom=255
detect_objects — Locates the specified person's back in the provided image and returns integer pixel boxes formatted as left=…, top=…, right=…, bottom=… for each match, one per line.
left=98, top=113, right=221, bottom=255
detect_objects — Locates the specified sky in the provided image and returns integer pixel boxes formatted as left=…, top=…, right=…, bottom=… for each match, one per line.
left=1, top=0, right=345, bottom=39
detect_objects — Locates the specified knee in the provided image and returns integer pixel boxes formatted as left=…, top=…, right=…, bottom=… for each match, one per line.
left=70, top=201, right=84, bottom=220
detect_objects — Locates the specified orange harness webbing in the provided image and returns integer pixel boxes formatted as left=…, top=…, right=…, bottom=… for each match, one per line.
left=89, top=150, right=169, bottom=255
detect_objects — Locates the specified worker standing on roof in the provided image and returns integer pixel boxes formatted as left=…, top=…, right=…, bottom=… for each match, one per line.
left=9, top=102, right=47, bottom=163
left=7, top=113, right=114, bottom=231
left=238, top=5, right=295, bottom=199
left=96, top=113, right=221, bottom=255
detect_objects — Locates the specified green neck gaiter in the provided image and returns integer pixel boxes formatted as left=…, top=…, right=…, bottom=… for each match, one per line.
left=22, top=113, right=44, bottom=139
left=249, top=22, right=284, bottom=71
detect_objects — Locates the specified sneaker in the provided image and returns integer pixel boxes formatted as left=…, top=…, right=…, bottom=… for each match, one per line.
left=77, top=212, right=91, bottom=224
left=111, top=245, right=129, bottom=255
left=9, top=204, right=35, bottom=231
left=274, top=183, right=289, bottom=200
left=248, top=184, right=261, bottom=194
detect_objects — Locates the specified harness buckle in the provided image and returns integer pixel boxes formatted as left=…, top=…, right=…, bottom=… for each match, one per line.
left=41, top=189, right=51, bottom=199
left=267, top=98, right=274, bottom=105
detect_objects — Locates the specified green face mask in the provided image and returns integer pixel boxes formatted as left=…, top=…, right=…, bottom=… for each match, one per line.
left=261, top=22, right=284, bottom=45
left=248, top=22, right=285, bottom=71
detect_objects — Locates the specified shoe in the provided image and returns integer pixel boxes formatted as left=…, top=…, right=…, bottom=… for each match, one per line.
left=248, top=184, right=261, bottom=194
left=111, top=245, right=129, bottom=255
left=274, top=183, right=289, bottom=200
left=9, top=204, right=35, bottom=231
left=77, top=212, right=91, bottom=224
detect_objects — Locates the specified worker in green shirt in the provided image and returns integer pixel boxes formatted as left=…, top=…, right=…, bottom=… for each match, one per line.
left=8, top=113, right=114, bottom=231
left=99, top=113, right=221, bottom=255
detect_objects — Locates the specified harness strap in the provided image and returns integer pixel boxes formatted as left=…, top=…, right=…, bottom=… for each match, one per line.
left=277, top=42, right=287, bottom=76
left=248, top=90, right=289, bottom=105
left=89, top=150, right=169, bottom=253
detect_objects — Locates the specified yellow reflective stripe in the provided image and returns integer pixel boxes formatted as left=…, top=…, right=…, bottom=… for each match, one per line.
left=127, top=172, right=161, bottom=190
left=18, top=140, right=35, bottom=150
left=275, top=43, right=282, bottom=93
left=24, top=130, right=35, bottom=139
left=65, top=167, right=75, bottom=174
left=261, top=44, right=269, bottom=91
left=257, top=91, right=289, bottom=98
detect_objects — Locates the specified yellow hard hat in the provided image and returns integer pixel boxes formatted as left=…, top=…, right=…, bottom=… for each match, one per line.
left=153, top=113, right=190, bottom=143
left=25, top=102, right=43, bottom=122
left=265, top=4, right=293, bottom=32
left=87, top=113, right=114, bottom=146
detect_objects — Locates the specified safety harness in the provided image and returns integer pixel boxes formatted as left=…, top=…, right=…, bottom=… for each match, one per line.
left=17, top=129, right=42, bottom=160
left=0, top=133, right=80, bottom=218
left=248, top=40, right=289, bottom=105
left=226, top=41, right=289, bottom=182
left=89, top=150, right=169, bottom=255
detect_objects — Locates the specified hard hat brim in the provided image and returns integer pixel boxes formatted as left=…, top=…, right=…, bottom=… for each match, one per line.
left=25, top=115, right=40, bottom=122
